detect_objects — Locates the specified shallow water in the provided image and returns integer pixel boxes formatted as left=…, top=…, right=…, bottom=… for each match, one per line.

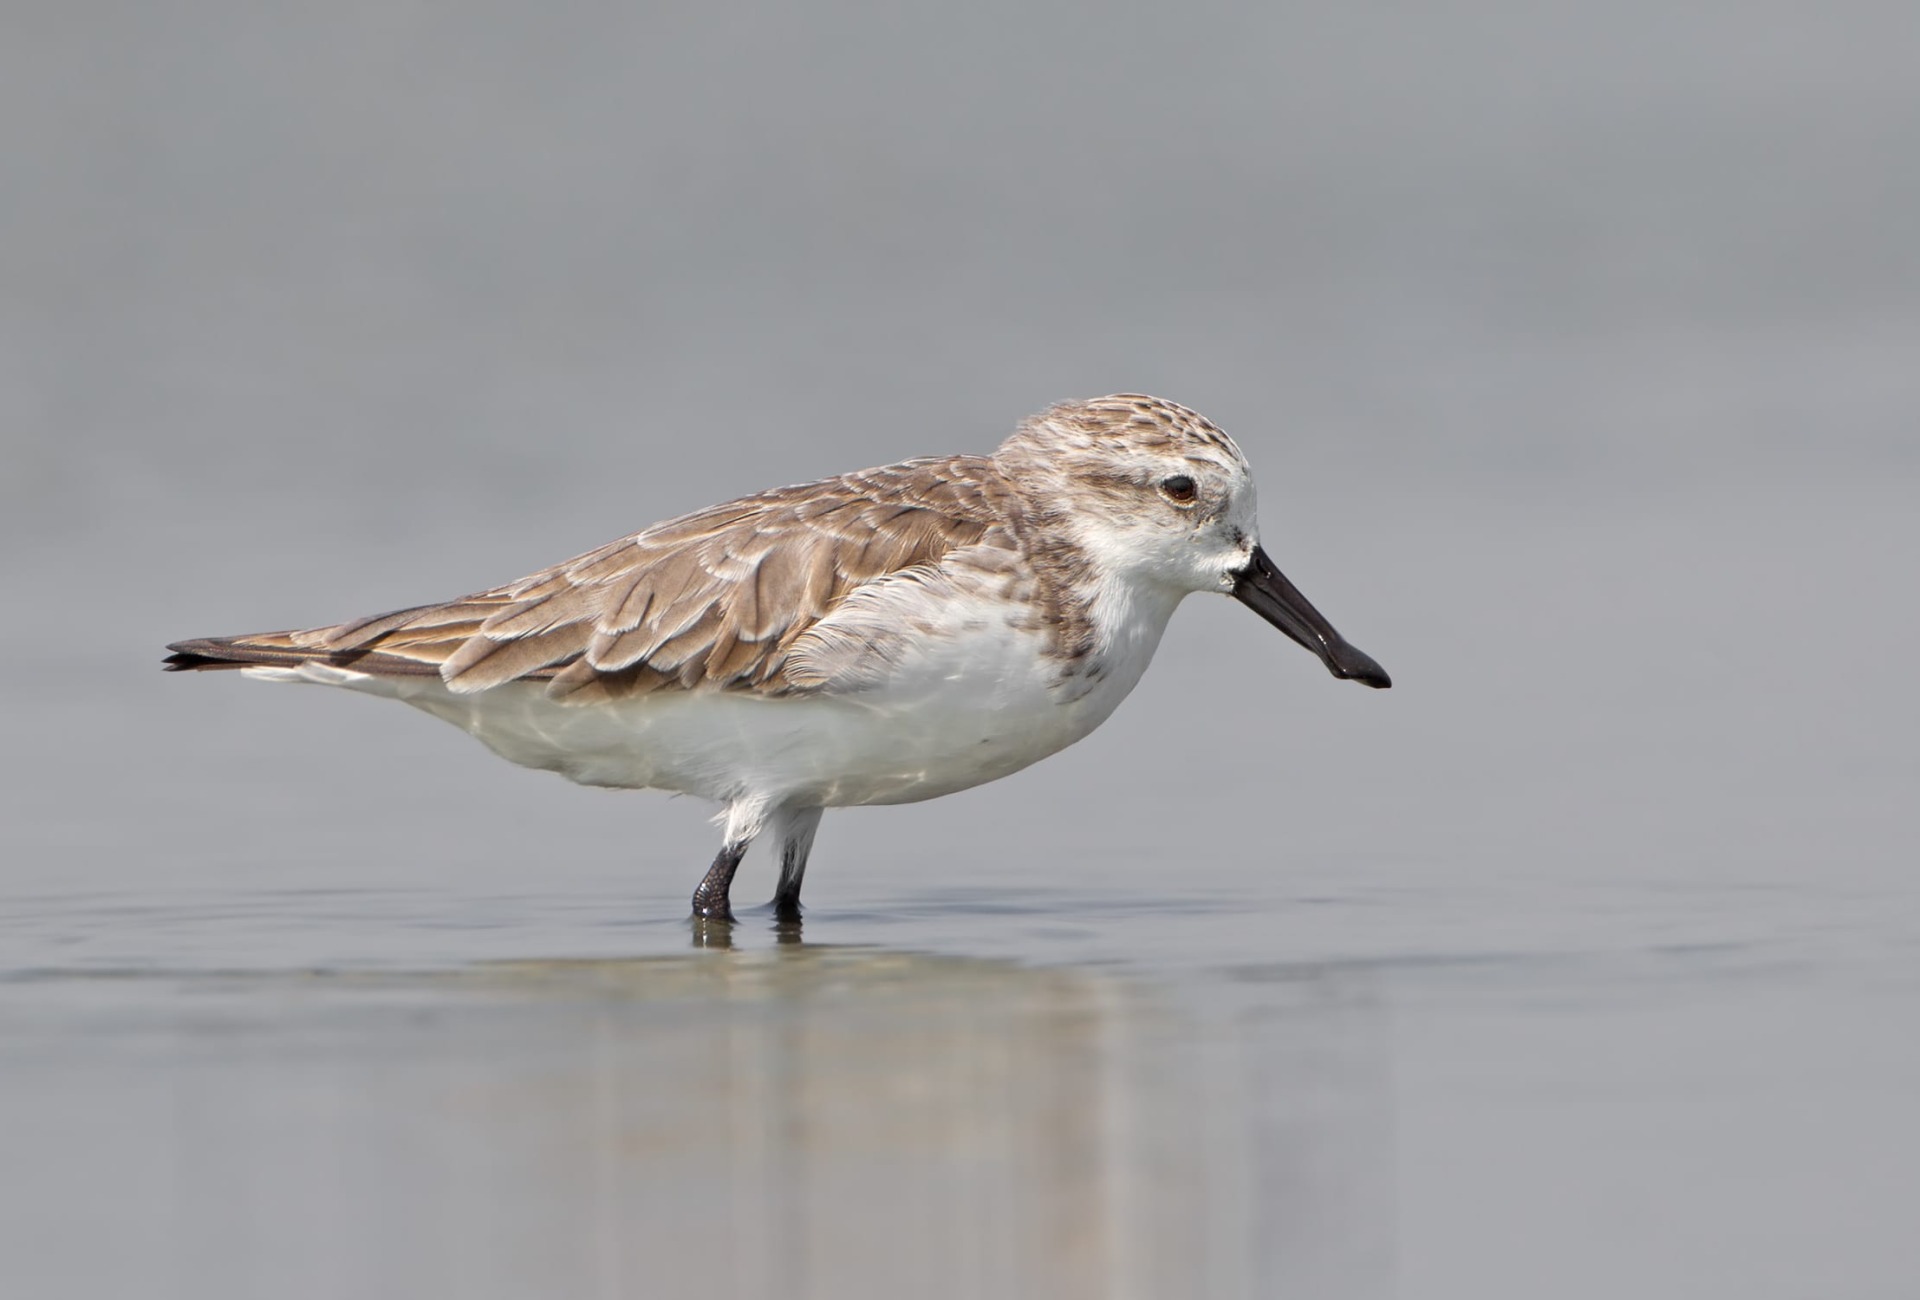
left=7, top=2, right=1920, bottom=1296
left=7, top=879, right=1917, bottom=1299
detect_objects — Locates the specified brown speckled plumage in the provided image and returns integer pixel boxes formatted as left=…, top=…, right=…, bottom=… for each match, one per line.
left=165, top=392, right=1392, bottom=921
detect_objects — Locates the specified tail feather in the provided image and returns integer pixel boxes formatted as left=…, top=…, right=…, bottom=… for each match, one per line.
left=162, top=634, right=441, bottom=677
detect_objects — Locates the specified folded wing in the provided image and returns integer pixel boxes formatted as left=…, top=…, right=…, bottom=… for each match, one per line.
left=165, top=456, right=1015, bottom=703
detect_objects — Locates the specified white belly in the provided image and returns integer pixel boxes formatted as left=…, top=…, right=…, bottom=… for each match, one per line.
left=249, top=609, right=1169, bottom=808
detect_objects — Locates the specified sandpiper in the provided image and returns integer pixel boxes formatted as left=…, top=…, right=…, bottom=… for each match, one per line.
left=166, top=395, right=1389, bottom=921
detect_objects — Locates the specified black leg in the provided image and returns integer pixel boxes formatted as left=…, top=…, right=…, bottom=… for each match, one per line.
left=771, top=840, right=806, bottom=923
left=770, top=807, right=823, bottom=922
left=690, top=840, right=747, bottom=922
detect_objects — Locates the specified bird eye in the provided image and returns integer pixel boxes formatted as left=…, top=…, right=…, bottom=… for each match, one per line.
left=1159, top=475, right=1198, bottom=504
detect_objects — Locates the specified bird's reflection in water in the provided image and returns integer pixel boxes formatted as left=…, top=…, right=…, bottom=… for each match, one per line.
left=124, top=935, right=1388, bottom=1299
left=421, top=934, right=1394, bottom=1300
left=688, top=912, right=804, bottom=949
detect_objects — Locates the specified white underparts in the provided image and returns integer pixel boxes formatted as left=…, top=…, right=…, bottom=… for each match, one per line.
left=241, top=578, right=1185, bottom=812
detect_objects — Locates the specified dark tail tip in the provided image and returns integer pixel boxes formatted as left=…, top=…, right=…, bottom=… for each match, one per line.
left=163, top=639, right=254, bottom=672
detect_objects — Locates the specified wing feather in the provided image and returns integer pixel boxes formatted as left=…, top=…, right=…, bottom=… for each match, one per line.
left=440, top=623, right=587, bottom=692
left=199, top=454, right=1020, bottom=701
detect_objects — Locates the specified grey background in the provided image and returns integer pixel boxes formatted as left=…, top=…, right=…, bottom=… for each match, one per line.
left=3, top=3, right=1917, bottom=1298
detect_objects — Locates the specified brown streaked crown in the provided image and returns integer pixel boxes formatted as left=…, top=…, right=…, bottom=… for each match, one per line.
left=999, top=394, right=1245, bottom=464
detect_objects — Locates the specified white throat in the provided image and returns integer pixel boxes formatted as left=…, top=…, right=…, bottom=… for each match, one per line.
left=1057, top=562, right=1188, bottom=705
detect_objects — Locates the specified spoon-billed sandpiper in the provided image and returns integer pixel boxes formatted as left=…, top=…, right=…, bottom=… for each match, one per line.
left=167, top=394, right=1390, bottom=921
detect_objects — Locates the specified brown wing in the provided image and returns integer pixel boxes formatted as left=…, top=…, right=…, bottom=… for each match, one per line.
left=165, top=456, right=1017, bottom=703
